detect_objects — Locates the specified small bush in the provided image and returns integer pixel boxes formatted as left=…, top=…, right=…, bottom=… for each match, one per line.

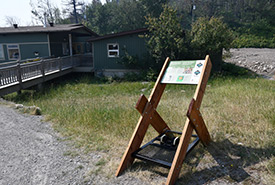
left=190, top=17, right=234, bottom=54
left=190, top=17, right=234, bottom=71
left=232, top=34, right=275, bottom=48
left=232, top=19, right=275, bottom=48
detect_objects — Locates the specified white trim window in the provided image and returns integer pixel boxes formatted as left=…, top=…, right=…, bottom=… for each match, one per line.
left=107, top=43, right=119, bottom=57
left=0, top=44, right=4, bottom=60
left=7, top=44, right=20, bottom=60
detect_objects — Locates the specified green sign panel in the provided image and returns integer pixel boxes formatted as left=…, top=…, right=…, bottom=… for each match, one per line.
left=161, top=60, right=205, bottom=84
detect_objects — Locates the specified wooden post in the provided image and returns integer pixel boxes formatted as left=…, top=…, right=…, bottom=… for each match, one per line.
left=59, top=57, right=62, bottom=71
left=69, top=34, right=73, bottom=57
left=41, top=59, right=45, bottom=82
left=17, top=61, right=22, bottom=94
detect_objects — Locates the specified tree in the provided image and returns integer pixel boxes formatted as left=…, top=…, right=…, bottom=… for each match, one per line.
left=5, top=16, right=21, bottom=27
left=85, top=0, right=147, bottom=35
left=145, top=5, right=186, bottom=70
left=63, top=0, right=86, bottom=24
left=30, top=0, right=64, bottom=25
left=141, top=0, right=167, bottom=18
left=110, top=0, right=146, bottom=32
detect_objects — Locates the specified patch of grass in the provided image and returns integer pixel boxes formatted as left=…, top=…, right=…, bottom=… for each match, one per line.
left=95, top=158, right=107, bottom=166
left=63, top=150, right=79, bottom=157
left=4, top=72, right=274, bottom=184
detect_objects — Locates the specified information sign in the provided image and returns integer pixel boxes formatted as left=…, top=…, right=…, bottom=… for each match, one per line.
left=161, top=60, right=205, bottom=84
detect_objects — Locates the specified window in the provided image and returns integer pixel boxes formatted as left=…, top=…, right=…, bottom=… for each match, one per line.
left=0, top=44, right=4, bottom=60
left=107, top=43, right=119, bottom=57
left=7, top=44, right=20, bottom=60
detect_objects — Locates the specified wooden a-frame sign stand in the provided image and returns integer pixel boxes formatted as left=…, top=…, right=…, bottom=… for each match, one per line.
left=116, top=55, right=212, bottom=185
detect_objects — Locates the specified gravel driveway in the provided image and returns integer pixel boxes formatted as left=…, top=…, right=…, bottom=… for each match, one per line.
left=224, top=48, right=275, bottom=80
left=0, top=102, right=147, bottom=185
left=0, top=104, right=90, bottom=185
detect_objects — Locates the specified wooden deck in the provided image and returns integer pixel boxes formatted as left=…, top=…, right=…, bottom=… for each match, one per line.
left=0, top=54, right=93, bottom=96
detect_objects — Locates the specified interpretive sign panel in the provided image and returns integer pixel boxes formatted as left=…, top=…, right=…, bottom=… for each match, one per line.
left=161, top=60, right=205, bottom=84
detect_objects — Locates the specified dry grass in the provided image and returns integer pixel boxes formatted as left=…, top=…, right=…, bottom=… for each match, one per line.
left=4, top=73, right=274, bottom=184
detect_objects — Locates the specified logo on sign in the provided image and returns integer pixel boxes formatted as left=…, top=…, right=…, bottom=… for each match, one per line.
left=194, top=70, right=200, bottom=75
left=197, top=63, right=203, bottom=67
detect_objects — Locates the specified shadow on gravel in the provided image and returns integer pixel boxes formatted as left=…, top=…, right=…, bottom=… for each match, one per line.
left=178, top=139, right=274, bottom=184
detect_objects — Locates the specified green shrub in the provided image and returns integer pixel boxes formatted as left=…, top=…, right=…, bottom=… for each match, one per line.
left=232, top=19, right=275, bottom=48
left=145, top=5, right=187, bottom=69
left=190, top=17, right=234, bottom=71
left=232, top=34, right=275, bottom=48
left=191, top=17, right=234, bottom=54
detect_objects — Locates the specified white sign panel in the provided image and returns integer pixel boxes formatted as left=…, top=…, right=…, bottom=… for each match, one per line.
left=161, top=60, right=205, bottom=84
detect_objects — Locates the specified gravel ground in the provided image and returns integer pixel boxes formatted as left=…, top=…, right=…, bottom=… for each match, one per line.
left=0, top=48, right=274, bottom=185
left=224, top=48, right=275, bottom=80
left=0, top=102, right=147, bottom=185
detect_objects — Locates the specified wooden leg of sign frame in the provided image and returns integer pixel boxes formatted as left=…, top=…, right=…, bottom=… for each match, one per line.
left=115, top=102, right=154, bottom=176
left=116, top=57, right=171, bottom=176
left=166, top=119, right=193, bottom=185
left=187, top=98, right=211, bottom=146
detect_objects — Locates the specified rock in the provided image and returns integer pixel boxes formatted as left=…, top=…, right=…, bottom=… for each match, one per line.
left=30, top=107, right=41, bottom=115
left=15, top=104, right=24, bottom=109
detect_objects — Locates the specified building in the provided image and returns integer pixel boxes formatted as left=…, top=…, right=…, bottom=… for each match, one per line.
left=89, top=28, right=148, bottom=77
left=0, top=24, right=98, bottom=63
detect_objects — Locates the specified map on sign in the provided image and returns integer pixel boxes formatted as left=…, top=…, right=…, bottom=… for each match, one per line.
left=161, top=60, right=205, bottom=84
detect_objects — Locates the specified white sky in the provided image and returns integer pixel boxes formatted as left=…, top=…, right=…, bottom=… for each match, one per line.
left=0, top=0, right=106, bottom=27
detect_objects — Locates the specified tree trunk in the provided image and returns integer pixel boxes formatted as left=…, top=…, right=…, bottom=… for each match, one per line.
left=210, top=49, right=223, bottom=72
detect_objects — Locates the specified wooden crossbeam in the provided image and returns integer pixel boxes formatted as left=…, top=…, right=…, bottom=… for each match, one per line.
left=187, top=98, right=211, bottom=146
left=135, top=94, right=170, bottom=134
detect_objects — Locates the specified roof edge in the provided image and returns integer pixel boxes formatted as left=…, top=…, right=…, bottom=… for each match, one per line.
left=88, top=28, right=148, bottom=42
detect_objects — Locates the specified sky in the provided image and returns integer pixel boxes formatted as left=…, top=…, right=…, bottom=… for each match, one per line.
left=0, top=0, right=106, bottom=27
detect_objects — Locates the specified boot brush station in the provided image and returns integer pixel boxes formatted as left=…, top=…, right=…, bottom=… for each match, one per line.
left=116, top=55, right=212, bottom=185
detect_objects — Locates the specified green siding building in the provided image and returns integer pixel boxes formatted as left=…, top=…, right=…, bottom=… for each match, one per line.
left=89, top=28, right=148, bottom=77
left=0, top=24, right=98, bottom=63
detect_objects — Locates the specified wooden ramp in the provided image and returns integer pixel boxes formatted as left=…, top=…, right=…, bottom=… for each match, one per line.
left=116, top=55, right=212, bottom=185
left=0, top=55, right=93, bottom=96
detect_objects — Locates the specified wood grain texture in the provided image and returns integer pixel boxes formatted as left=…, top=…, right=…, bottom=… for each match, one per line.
left=187, top=98, right=211, bottom=146
left=116, top=57, right=171, bottom=176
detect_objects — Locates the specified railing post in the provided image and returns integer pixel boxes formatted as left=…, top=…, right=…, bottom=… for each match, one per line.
left=17, top=60, right=22, bottom=94
left=71, top=56, right=74, bottom=67
left=41, top=59, right=45, bottom=82
left=59, top=57, right=62, bottom=71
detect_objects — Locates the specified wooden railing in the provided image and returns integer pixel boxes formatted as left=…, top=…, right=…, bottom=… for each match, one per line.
left=0, top=54, right=92, bottom=96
